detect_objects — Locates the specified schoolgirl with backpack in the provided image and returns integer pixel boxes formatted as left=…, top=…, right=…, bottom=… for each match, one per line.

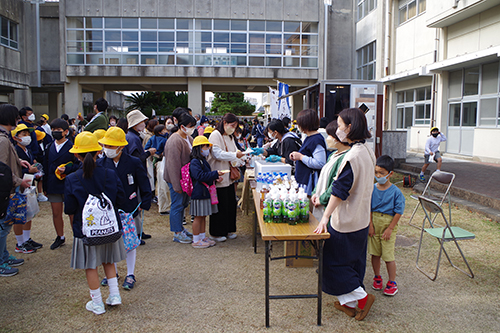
left=64, top=132, right=127, bottom=315
left=188, top=136, right=223, bottom=248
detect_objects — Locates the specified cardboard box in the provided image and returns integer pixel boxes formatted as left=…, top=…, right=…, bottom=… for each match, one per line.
left=285, top=240, right=314, bottom=267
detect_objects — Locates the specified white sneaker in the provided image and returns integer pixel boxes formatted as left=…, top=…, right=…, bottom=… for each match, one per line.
left=37, top=193, right=48, bottom=202
left=106, top=294, right=122, bottom=306
left=210, top=236, right=227, bottom=242
left=203, top=237, right=216, bottom=247
left=86, top=300, right=105, bottom=315
left=227, top=233, right=237, bottom=240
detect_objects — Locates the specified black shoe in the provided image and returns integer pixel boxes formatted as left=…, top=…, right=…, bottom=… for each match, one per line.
left=27, top=238, right=43, bottom=250
left=139, top=239, right=146, bottom=246
left=160, top=211, right=170, bottom=215
left=141, top=232, right=151, bottom=239
left=182, top=216, right=187, bottom=225
left=152, top=196, right=158, bottom=203
left=50, top=236, right=65, bottom=250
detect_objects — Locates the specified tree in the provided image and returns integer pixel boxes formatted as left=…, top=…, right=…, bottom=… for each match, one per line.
left=210, top=92, right=255, bottom=116
left=125, top=91, right=188, bottom=117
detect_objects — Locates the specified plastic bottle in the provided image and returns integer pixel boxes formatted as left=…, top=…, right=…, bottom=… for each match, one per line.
left=287, top=192, right=299, bottom=225
left=272, top=192, right=283, bottom=223
left=282, top=191, right=290, bottom=223
left=263, top=192, right=273, bottom=223
left=298, top=188, right=309, bottom=223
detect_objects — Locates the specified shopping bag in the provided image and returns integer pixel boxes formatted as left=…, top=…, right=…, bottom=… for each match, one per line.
left=118, top=203, right=141, bottom=253
left=25, top=186, right=40, bottom=221
left=5, top=188, right=27, bottom=226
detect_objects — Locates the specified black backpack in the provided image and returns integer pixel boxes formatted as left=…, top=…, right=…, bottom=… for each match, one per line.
left=0, top=161, right=13, bottom=219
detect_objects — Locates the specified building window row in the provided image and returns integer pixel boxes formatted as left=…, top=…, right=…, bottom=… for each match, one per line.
left=66, top=17, right=319, bottom=68
left=0, top=15, right=19, bottom=50
left=356, top=41, right=376, bottom=80
left=396, top=86, right=432, bottom=128
left=398, top=0, right=426, bottom=25
left=448, top=62, right=500, bottom=127
left=357, top=0, right=377, bottom=22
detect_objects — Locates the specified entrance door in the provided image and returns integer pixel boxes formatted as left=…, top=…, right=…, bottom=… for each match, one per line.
left=447, top=102, right=476, bottom=155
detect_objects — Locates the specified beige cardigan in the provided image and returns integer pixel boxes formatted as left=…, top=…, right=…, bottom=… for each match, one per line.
left=329, top=142, right=376, bottom=233
left=207, top=129, right=239, bottom=188
left=163, top=132, right=193, bottom=192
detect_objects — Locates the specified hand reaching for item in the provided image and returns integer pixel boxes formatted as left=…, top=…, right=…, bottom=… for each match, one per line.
left=250, top=147, right=264, bottom=156
left=265, top=155, right=281, bottom=163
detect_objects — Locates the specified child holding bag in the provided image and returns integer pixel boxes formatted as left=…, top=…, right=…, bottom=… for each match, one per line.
left=189, top=136, right=223, bottom=249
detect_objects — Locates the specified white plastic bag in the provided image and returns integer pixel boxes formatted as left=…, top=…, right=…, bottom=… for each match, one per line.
left=25, top=186, right=39, bottom=221
left=429, top=154, right=436, bottom=163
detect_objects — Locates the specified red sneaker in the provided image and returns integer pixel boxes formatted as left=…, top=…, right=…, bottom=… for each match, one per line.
left=384, top=281, right=398, bottom=296
left=372, top=275, right=383, bottom=290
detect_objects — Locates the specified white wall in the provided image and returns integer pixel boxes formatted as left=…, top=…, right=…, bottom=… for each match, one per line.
left=473, top=128, right=500, bottom=161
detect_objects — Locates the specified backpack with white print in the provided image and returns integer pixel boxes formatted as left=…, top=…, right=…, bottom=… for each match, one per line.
left=180, top=162, right=193, bottom=196
left=78, top=172, right=121, bottom=246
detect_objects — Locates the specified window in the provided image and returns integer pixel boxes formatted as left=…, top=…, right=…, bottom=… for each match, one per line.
left=357, top=0, right=377, bottom=21
left=448, top=62, right=500, bottom=127
left=356, top=42, right=376, bottom=80
left=398, top=0, right=426, bottom=25
left=66, top=17, right=318, bottom=68
left=0, top=16, right=19, bottom=49
left=395, top=86, right=432, bottom=128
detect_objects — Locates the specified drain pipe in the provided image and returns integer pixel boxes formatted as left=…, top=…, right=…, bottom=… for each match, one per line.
left=431, top=28, right=440, bottom=127
left=383, top=0, right=391, bottom=131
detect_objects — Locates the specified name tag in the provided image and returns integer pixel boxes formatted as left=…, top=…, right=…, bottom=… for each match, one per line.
left=127, top=174, right=134, bottom=185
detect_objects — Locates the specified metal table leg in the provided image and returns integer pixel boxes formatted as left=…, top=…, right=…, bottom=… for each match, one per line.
left=253, top=211, right=257, bottom=253
left=265, top=240, right=270, bottom=327
left=317, top=240, right=324, bottom=326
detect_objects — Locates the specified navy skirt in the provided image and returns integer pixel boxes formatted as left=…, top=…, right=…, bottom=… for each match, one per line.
left=322, top=223, right=369, bottom=296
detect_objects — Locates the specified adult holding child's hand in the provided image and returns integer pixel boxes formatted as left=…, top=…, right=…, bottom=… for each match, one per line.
left=315, top=108, right=376, bottom=321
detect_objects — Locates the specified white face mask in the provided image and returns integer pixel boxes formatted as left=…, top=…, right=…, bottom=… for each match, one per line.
left=225, top=125, right=235, bottom=136
left=336, top=127, right=348, bottom=142
left=19, top=136, right=32, bottom=146
left=135, top=122, right=146, bottom=132
left=236, top=134, right=242, bottom=140
left=269, top=132, right=276, bottom=140
left=104, top=147, right=120, bottom=159
left=201, top=148, right=210, bottom=157
left=182, top=126, right=195, bottom=136
left=28, top=114, right=36, bottom=122
left=166, top=124, right=175, bottom=131
left=139, top=130, right=146, bottom=139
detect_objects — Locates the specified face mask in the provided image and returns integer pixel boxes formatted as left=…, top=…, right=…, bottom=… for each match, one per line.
left=326, top=136, right=336, bottom=149
left=202, top=123, right=208, bottom=128
left=135, top=122, right=146, bottom=132
left=201, top=148, right=210, bottom=157
left=52, top=131, right=64, bottom=141
left=139, top=130, right=146, bottom=139
left=375, top=174, right=389, bottom=185
left=28, top=114, right=36, bottom=122
left=19, top=136, right=32, bottom=146
left=269, top=132, right=275, bottom=140
left=432, top=133, right=439, bottom=138
left=236, top=134, right=241, bottom=140
left=109, top=121, right=116, bottom=126
left=225, top=125, right=235, bottom=136
left=166, top=124, right=175, bottom=131
left=104, top=147, right=120, bottom=159
left=336, top=127, right=348, bottom=142
left=182, top=126, right=195, bottom=136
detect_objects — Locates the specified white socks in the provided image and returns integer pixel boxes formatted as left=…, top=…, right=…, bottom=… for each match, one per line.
left=16, top=235, right=24, bottom=246
left=193, top=234, right=202, bottom=243
left=89, top=288, right=103, bottom=304
left=126, top=249, right=136, bottom=276
left=23, top=230, right=31, bottom=243
left=200, top=232, right=206, bottom=240
left=420, top=171, right=424, bottom=176
left=107, top=277, right=119, bottom=296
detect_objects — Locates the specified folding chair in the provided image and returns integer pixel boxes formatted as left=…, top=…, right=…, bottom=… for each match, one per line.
left=416, top=196, right=475, bottom=281
left=408, top=171, right=455, bottom=229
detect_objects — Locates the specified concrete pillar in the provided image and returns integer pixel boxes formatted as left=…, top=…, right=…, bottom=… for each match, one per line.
left=188, top=78, right=203, bottom=116
left=64, top=78, right=82, bottom=118
left=48, top=92, right=58, bottom=121
left=57, top=92, right=63, bottom=117
left=14, top=89, right=32, bottom=109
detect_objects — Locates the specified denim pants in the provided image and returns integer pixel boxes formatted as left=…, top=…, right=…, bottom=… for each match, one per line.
left=257, top=137, right=264, bottom=148
left=0, top=217, right=12, bottom=265
left=167, top=183, right=188, bottom=233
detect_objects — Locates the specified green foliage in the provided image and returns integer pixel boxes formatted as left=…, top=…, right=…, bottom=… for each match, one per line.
left=209, top=92, right=255, bottom=116
left=125, top=91, right=188, bottom=117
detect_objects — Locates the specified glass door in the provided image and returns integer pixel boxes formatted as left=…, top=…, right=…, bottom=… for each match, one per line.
left=447, top=102, right=476, bottom=155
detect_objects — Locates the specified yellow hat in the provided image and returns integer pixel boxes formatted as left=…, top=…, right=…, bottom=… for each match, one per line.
left=203, top=126, right=214, bottom=135
left=70, top=131, right=103, bottom=154
left=192, top=135, right=213, bottom=148
left=430, top=127, right=439, bottom=132
left=35, top=130, right=46, bottom=141
left=98, top=127, right=128, bottom=147
left=11, top=124, right=34, bottom=136
left=41, top=114, right=49, bottom=121
left=93, top=129, right=106, bottom=141
left=55, top=162, right=73, bottom=180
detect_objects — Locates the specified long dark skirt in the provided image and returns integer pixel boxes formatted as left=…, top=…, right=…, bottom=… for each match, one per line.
left=322, top=223, right=369, bottom=296
left=209, top=184, right=237, bottom=237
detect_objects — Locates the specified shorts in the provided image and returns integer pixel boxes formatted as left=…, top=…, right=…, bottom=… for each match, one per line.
left=47, top=193, right=64, bottom=203
left=424, top=151, right=441, bottom=164
left=368, top=212, right=398, bottom=262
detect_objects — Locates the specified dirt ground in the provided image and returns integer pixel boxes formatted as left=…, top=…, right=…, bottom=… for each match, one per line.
left=1, top=178, right=500, bottom=333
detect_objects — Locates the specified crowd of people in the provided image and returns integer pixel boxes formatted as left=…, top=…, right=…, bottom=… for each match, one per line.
left=0, top=101, right=408, bottom=321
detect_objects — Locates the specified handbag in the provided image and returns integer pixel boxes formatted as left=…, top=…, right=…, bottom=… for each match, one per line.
left=203, top=183, right=219, bottom=205
left=222, top=136, right=241, bottom=181
left=118, top=203, right=141, bottom=253
left=5, top=187, right=27, bottom=226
